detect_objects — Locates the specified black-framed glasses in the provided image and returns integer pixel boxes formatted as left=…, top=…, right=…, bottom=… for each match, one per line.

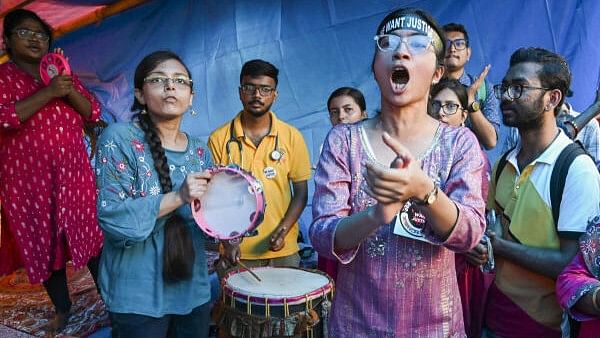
left=373, top=34, right=433, bottom=55
left=12, top=28, right=50, bottom=42
left=240, top=84, right=275, bottom=96
left=431, top=100, right=463, bottom=115
left=446, top=38, right=468, bottom=50
left=493, top=83, right=551, bottom=100
left=143, top=76, right=193, bottom=89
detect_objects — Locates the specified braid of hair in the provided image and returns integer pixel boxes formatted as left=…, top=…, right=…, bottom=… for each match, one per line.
left=84, top=120, right=108, bottom=161
left=137, top=112, right=196, bottom=283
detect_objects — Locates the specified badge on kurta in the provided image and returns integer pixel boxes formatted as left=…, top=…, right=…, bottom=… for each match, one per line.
left=263, top=166, right=276, bottom=179
left=393, top=199, right=435, bottom=244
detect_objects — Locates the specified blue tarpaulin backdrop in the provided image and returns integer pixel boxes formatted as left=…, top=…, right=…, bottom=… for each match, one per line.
left=53, top=0, right=600, bottom=237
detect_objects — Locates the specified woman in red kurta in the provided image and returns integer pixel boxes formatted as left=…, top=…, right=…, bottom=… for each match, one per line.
left=0, top=9, right=103, bottom=333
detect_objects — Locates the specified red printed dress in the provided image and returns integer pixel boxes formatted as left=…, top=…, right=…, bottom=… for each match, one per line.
left=0, top=62, right=103, bottom=283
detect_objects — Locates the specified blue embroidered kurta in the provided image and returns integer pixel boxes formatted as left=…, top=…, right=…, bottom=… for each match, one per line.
left=96, top=122, right=212, bottom=317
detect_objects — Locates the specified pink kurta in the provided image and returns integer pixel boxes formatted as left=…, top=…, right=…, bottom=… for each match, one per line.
left=556, top=218, right=600, bottom=338
left=310, top=122, right=486, bottom=337
left=0, top=62, right=103, bottom=283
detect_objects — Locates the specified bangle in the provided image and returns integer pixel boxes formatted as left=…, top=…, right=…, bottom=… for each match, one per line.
left=564, top=120, right=579, bottom=138
left=592, top=287, right=600, bottom=312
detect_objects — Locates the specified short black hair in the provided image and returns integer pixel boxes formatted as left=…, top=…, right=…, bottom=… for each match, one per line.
left=509, top=47, right=571, bottom=115
left=240, top=59, right=279, bottom=86
left=442, top=23, right=469, bottom=47
left=3, top=9, right=53, bottom=57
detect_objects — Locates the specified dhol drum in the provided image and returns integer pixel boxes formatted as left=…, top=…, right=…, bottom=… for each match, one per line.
left=215, top=267, right=334, bottom=338
left=192, top=164, right=266, bottom=240
left=39, top=52, right=71, bottom=85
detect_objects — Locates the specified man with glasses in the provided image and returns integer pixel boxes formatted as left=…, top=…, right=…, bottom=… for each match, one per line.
left=504, top=99, right=600, bottom=171
left=443, top=23, right=500, bottom=150
left=208, top=59, right=311, bottom=274
left=482, top=47, right=600, bottom=337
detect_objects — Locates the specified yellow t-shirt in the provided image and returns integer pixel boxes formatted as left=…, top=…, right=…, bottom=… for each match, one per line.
left=208, top=111, right=311, bottom=259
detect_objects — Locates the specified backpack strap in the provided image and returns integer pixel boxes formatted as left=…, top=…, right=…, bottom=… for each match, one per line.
left=494, top=147, right=514, bottom=187
left=549, top=141, right=588, bottom=227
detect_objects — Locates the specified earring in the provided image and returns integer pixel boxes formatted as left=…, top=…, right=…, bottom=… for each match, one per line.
left=190, top=108, right=198, bottom=117
left=141, top=109, right=147, bottom=115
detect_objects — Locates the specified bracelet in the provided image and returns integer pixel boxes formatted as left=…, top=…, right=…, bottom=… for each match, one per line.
left=592, top=287, right=600, bottom=312
left=564, top=120, right=579, bottom=138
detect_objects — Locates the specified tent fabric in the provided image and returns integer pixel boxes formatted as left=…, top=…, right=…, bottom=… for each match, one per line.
left=2, top=0, right=600, bottom=238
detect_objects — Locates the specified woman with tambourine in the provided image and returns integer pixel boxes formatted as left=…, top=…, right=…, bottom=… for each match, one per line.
left=96, top=50, right=238, bottom=337
left=0, top=9, right=103, bottom=333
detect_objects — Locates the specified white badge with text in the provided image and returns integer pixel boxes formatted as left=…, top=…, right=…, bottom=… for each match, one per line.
left=263, top=166, right=277, bottom=179
left=393, top=200, right=435, bottom=244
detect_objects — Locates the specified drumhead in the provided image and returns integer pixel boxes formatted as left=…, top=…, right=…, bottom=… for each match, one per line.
left=193, top=166, right=264, bottom=239
left=224, top=267, right=332, bottom=304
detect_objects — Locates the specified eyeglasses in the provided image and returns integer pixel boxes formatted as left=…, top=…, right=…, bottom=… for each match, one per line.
left=143, top=76, right=193, bottom=89
left=240, top=84, right=276, bottom=96
left=373, top=34, right=433, bottom=55
left=431, top=101, right=463, bottom=115
left=12, top=28, right=50, bottom=42
left=446, top=38, right=468, bottom=50
left=493, top=83, right=550, bottom=100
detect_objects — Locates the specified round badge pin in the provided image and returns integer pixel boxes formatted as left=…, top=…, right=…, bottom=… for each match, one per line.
left=39, top=53, right=71, bottom=85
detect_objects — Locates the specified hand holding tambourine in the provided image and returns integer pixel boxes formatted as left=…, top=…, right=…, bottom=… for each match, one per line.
left=191, top=165, right=266, bottom=241
left=39, top=48, right=73, bottom=97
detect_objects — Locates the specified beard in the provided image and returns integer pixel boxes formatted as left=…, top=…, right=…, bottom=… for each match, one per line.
left=502, top=94, right=546, bottom=131
left=244, top=100, right=273, bottom=118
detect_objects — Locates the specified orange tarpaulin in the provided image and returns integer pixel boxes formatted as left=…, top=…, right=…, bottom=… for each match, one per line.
left=0, top=0, right=147, bottom=64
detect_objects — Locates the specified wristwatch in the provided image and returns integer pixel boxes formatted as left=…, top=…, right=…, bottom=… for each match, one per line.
left=417, top=182, right=439, bottom=206
left=467, top=101, right=481, bottom=113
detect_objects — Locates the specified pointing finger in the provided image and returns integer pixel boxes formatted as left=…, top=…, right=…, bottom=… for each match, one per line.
left=382, top=132, right=413, bottom=168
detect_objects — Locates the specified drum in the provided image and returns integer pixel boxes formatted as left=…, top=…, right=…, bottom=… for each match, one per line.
left=192, top=165, right=265, bottom=240
left=39, top=52, right=71, bottom=85
left=215, top=267, right=334, bottom=338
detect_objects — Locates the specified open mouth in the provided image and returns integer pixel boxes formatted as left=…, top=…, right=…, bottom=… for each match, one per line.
left=391, top=66, right=409, bottom=92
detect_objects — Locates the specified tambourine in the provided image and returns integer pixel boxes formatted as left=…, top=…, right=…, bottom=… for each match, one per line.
left=192, top=165, right=266, bottom=240
left=39, top=52, right=71, bottom=85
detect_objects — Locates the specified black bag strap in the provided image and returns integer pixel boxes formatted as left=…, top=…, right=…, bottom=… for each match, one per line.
left=494, top=142, right=588, bottom=228
left=549, top=141, right=588, bottom=227
left=494, top=147, right=514, bottom=186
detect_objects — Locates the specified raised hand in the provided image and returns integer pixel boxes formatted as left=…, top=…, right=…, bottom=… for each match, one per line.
left=468, top=64, right=491, bottom=100
left=364, top=132, right=430, bottom=224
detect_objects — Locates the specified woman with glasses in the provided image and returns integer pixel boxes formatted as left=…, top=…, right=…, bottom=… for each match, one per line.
left=429, top=79, right=469, bottom=126
left=95, top=50, right=236, bottom=337
left=0, top=9, right=103, bottom=333
left=430, top=78, right=493, bottom=338
left=310, top=7, right=486, bottom=337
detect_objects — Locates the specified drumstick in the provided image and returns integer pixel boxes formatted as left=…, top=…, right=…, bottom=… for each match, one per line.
left=237, top=261, right=262, bottom=282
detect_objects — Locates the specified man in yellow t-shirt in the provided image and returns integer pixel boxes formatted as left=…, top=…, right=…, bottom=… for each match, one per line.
left=208, top=59, right=310, bottom=270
